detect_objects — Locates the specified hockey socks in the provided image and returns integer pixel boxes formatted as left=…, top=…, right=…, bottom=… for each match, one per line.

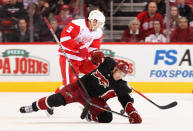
left=20, top=97, right=50, bottom=113
left=20, top=94, right=66, bottom=113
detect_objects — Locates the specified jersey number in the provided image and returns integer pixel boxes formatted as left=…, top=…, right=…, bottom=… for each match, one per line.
left=66, top=26, right=73, bottom=33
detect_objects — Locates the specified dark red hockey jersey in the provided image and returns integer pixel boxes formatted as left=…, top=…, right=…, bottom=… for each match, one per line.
left=80, top=57, right=134, bottom=108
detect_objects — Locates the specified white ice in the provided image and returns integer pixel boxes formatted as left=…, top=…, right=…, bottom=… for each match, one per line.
left=0, top=92, right=192, bottom=131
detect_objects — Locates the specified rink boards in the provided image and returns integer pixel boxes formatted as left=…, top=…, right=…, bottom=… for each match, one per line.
left=0, top=42, right=193, bottom=93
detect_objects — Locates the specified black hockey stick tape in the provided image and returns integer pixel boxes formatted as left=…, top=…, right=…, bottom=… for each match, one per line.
left=81, top=103, right=91, bottom=119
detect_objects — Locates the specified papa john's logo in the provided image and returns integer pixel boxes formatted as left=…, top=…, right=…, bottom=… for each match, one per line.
left=101, top=49, right=135, bottom=76
left=0, top=49, right=49, bottom=76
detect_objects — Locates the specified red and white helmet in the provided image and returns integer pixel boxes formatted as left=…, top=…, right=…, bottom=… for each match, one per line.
left=88, top=10, right=105, bottom=28
left=114, top=60, right=130, bottom=74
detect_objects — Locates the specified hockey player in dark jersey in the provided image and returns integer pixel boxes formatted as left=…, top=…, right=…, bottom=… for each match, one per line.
left=20, top=50, right=142, bottom=124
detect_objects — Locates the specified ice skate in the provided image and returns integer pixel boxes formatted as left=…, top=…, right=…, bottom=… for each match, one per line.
left=20, top=106, right=33, bottom=113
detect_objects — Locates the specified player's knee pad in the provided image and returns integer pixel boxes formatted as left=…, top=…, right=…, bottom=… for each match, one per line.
left=47, top=93, right=66, bottom=107
left=97, top=111, right=113, bottom=123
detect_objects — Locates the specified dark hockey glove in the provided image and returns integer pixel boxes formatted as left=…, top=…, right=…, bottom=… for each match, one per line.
left=76, top=42, right=89, bottom=59
left=125, top=102, right=142, bottom=124
left=90, top=49, right=104, bottom=65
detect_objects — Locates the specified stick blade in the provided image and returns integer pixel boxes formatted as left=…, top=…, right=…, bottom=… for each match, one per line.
left=158, top=101, right=178, bottom=109
left=80, top=103, right=90, bottom=119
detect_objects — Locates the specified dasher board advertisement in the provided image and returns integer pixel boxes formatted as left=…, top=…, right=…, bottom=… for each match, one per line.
left=0, top=42, right=193, bottom=93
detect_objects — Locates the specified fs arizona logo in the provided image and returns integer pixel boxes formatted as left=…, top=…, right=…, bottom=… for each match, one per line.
left=150, top=49, right=193, bottom=78
left=0, top=49, right=49, bottom=76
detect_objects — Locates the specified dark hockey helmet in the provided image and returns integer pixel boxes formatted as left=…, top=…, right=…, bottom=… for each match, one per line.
left=90, top=49, right=104, bottom=65
left=115, top=60, right=130, bottom=74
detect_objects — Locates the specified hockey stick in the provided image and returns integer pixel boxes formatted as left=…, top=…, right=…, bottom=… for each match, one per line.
left=89, top=101, right=129, bottom=118
left=43, top=17, right=91, bottom=119
left=132, top=87, right=177, bottom=109
left=120, top=87, right=178, bottom=115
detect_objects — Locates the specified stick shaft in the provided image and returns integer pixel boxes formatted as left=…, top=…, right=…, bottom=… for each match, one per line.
left=131, top=87, right=177, bottom=109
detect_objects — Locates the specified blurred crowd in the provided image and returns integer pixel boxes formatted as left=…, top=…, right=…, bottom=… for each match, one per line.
left=0, top=0, right=192, bottom=43
left=121, top=0, right=193, bottom=42
left=0, top=0, right=107, bottom=42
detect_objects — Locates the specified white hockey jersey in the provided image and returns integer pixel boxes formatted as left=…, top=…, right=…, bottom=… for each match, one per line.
left=59, top=19, right=103, bottom=61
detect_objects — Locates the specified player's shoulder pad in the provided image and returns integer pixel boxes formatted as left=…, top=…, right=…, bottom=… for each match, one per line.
left=101, top=57, right=117, bottom=68
left=92, top=27, right=103, bottom=39
left=91, top=28, right=103, bottom=39
left=104, top=57, right=116, bottom=64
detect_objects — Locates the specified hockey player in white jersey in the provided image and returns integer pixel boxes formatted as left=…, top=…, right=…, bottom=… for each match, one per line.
left=55, top=10, right=105, bottom=92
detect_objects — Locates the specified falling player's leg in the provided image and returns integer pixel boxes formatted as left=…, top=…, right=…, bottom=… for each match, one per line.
left=20, top=93, right=66, bottom=113
left=20, top=82, right=87, bottom=114
left=20, top=81, right=113, bottom=123
left=84, top=98, right=113, bottom=123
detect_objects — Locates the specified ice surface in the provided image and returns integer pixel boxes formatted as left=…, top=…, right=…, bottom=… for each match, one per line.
left=0, top=92, right=192, bottom=131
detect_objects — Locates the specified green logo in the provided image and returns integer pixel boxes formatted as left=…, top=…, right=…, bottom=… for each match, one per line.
left=101, top=49, right=115, bottom=57
left=2, top=49, right=29, bottom=57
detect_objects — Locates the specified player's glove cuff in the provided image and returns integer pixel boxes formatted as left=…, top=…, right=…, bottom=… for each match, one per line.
left=125, top=102, right=142, bottom=124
